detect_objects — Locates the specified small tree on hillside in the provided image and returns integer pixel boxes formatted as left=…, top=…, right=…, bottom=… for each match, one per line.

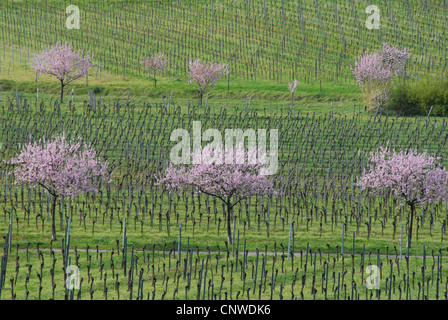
left=157, top=143, right=277, bottom=244
left=288, top=79, right=300, bottom=111
left=32, top=42, right=95, bottom=103
left=7, top=133, right=109, bottom=241
left=188, top=59, right=229, bottom=107
left=351, top=43, right=410, bottom=113
left=358, top=146, right=448, bottom=248
left=141, top=53, right=168, bottom=88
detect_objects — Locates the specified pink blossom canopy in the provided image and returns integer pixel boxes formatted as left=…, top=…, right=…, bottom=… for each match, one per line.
left=351, top=43, right=410, bottom=88
left=358, top=146, right=448, bottom=205
left=31, top=41, right=95, bottom=84
left=7, top=133, right=109, bottom=198
left=288, top=80, right=300, bottom=94
left=188, top=59, right=229, bottom=95
left=157, top=143, right=276, bottom=201
left=141, top=53, right=168, bottom=71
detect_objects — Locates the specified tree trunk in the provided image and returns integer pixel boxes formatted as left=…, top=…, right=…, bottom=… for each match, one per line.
left=198, top=92, right=203, bottom=107
left=226, top=202, right=232, bottom=245
left=154, top=69, right=157, bottom=88
left=60, top=81, right=65, bottom=103
left=51, top=195, right=58, bottom=241
left=291, top=93, right=294, bottom=111
left=408, top=202, right=415, bottom=248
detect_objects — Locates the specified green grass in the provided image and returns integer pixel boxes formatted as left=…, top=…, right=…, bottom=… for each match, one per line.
left=0, top=244, right=444, bottom=300
left=1, top=0, right=448, bottom=300
left=0, top=180, right=447, bottom=258
left=0, top=41, right=362, bottom=116
left=0, top=0, right=446, bottom=116
left=2, top=0, right=445, bottom=83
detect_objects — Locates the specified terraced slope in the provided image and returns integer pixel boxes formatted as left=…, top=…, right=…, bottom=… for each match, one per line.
left=1, top=0, right=446, bottom=84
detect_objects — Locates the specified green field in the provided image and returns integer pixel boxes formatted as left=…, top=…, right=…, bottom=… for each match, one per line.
left=0, top=0, right=447, bottom=112
left=0, top=0, right=448, bottom=301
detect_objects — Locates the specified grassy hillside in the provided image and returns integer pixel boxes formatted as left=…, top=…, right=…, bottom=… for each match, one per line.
left=2, top=0, right=446, bottom=80
left=0, top=0, right=447, bottom=110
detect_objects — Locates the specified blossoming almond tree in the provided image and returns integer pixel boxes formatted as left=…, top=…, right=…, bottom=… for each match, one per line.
left=351, top=43, right=410, bottom=113
left=7, top=133, right=109, bottom=241
left=358, top=146, right=448, bottom=248
left=157, top=143, right=277, bottom=244
left=141, top=53, right=168, bottom=88
left=31, top=42, right=95, bottom=103
left=188, top=59, right=229, bottom=107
